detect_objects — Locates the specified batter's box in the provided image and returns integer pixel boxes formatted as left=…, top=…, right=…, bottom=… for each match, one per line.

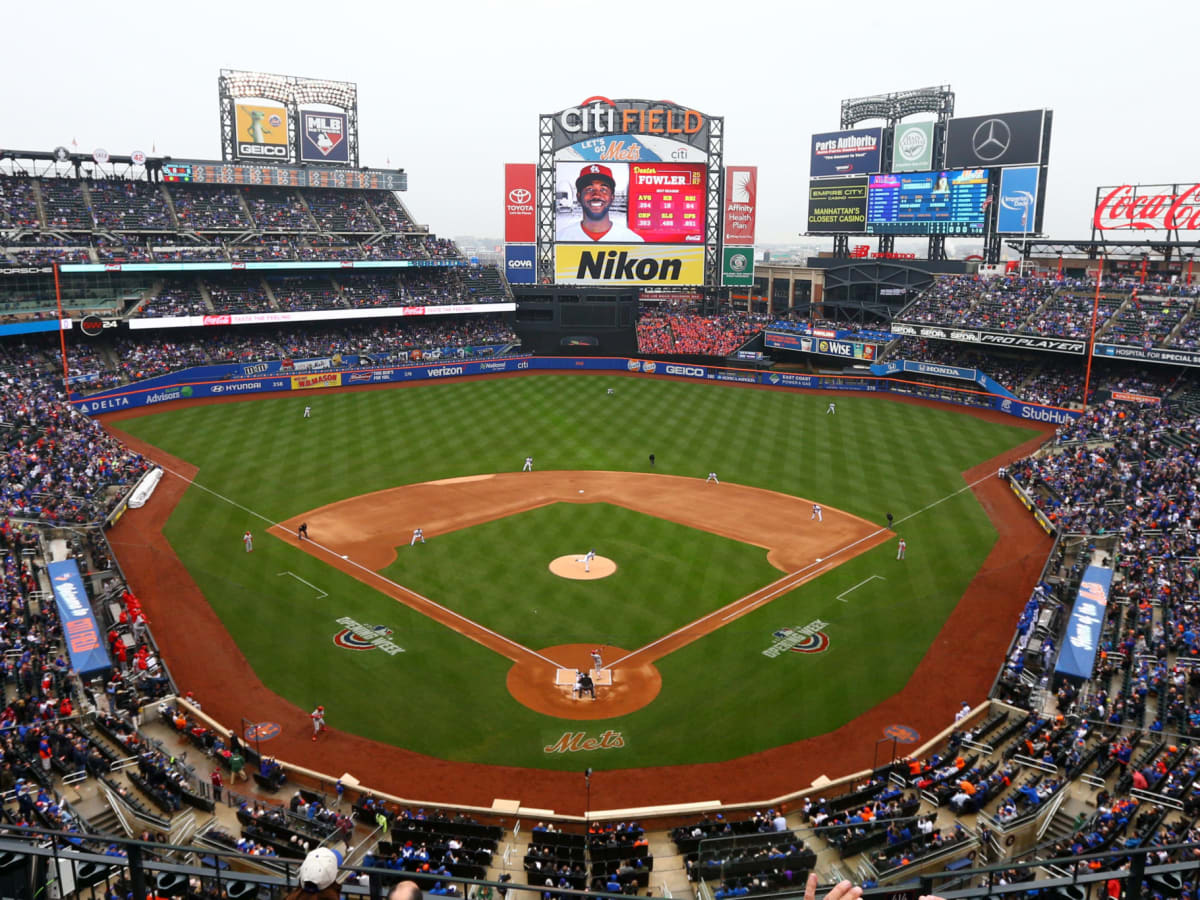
left=554, top=667, right=613, bottom=686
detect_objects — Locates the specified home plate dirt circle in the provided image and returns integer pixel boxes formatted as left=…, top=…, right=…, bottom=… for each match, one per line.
left=548, top=555, right=617, bottom=580
left=506, top=644, right=662, bottom=719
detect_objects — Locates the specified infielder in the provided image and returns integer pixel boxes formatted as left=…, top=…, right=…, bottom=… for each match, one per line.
left=590, top=647, right=604, bottom=671
left=576, top=549, right=596, bottom=572
left=303, top=406, right=311, bottom=418
left=411, top=528, right=425, bottom=546
left=522, top=456, right=533, bottom=472
left=827, top=402, right=836, bottom=415
left=812, top=504, right=823, bottom=522
left=242, top=531, right=253, bottom=553
left=311, top=705, right=326, bottom=741
left=897, top=538, right=907, bottom=560
left=706, top=472, right=719, bottom=484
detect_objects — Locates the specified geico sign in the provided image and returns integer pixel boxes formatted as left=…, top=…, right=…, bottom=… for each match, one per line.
left=239, top=144, right=288, bottom=158
left=427, top=366, right=464, bottom=377
left=664, top=365, right=704, bottom=377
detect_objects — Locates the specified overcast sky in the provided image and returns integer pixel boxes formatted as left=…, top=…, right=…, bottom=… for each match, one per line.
left=9, top=0, right=1195, bottom=248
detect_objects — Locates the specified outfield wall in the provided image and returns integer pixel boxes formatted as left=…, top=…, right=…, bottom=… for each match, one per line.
left=70, top=356, right=1081, bottom=425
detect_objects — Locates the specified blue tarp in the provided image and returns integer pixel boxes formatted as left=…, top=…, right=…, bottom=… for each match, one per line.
left=1054, top=564, right=1114, bottom=682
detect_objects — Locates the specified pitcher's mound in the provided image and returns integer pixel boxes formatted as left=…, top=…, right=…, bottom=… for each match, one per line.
left=549, top=555, right=617, bottom=580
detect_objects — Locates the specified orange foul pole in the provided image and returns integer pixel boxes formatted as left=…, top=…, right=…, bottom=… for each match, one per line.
left=1081, top=256, right=1104, bottom=412
left=53, top=263, right=70, bottom=393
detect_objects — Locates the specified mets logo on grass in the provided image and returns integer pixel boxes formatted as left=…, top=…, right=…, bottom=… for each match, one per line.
left=763, top=620, right=830, bottom=658
left=332, top=617, right=405, bottom=656
left=544, top=730, right=625, bottom=753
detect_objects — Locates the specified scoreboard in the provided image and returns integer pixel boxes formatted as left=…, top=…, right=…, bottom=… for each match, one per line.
left=161, top=161, right=406, bottom=192
left=627, top=163, right=706, bottom=243
left=866, top=169, right=989, bottom=235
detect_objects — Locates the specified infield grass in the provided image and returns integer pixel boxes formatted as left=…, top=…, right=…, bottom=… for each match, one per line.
left=115, top=374, right=1041, bottom=769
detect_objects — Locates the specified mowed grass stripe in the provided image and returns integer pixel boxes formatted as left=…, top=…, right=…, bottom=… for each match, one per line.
left=116, top=375, right=1042, bottom=769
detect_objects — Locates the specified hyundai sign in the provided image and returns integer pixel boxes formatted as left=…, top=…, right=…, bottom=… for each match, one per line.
left=504, top=245, right=537, bottom=284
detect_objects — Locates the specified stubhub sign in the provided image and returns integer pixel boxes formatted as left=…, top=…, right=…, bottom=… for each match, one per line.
left=505, top=245, right=537, bottom=284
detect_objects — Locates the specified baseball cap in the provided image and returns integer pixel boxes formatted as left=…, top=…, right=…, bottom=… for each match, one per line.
left=576, top=164, right=615, bottom=192
left=299, top=847, right=342, bottom=891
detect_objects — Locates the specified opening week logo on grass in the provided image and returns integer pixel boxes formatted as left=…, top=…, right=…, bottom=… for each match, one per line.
left=763, top=620, right=830, bottom=657
left=332, top=617, right=404, bottom=655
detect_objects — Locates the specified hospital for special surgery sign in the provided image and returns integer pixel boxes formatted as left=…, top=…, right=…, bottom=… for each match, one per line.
left=1093, top=183, right=1200, bottom=232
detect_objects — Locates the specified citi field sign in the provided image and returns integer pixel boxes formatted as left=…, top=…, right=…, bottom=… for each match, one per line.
left=546, top=97, right=714, bottom=152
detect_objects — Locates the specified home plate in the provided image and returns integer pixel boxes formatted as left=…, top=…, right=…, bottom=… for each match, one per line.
left=578, top=490, right=584, bottom=493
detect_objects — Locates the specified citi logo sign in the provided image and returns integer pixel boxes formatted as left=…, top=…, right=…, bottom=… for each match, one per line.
left=665, top=365, right=704, bottom=377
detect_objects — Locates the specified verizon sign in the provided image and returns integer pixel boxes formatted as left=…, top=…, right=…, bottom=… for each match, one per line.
left=1093, top=183, right=1200, bottom=232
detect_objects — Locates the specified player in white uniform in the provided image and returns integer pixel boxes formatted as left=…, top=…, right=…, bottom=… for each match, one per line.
left=897, top=538, right=907, bottom=560
left=411, top=528, right=425, bottom=546
left=242, top=531, right=253, bottom=553
left=311, top=705, right=326, bottom=741
left=303, top=406, right=311, bottom=418
left=607, top=388, right=614, bottom=395
left=555, top=164, right=644, bottom=243
left=576, top=549, right=596, bottom=572
left=812, top=504, right=823, bottom=522
left=706, top=472, right=719, bottom=484
left=590, top=647, right=604, bottom=671
left=827, top=402, right=836, bottom=415
left=522, top=456, right=533, bottom=472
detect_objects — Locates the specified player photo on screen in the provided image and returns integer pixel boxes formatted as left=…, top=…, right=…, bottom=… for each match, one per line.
left=555, top=163, right=641, bottom=243
left=555, top=161, right=706, bottom=244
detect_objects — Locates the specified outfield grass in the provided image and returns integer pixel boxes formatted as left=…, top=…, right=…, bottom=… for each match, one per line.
left=115, top=375, right=1040, bottom=769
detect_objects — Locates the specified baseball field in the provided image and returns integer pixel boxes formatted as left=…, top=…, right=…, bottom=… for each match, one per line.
left=106, top=372, right=1053, bottom=805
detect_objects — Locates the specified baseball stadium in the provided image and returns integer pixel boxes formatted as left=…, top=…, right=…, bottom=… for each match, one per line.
left=1, top=73, right=1199, bottom=900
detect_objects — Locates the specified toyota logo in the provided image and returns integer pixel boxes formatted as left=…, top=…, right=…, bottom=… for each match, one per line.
left=971, top=118, right=1011, bottom=162
left=509, top=188, right=531, bottom=204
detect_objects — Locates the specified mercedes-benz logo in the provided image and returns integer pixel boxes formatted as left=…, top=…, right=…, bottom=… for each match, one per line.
left=508, top=188, right=531, bottom=204
left=971, top=118, right=1011, bottom=162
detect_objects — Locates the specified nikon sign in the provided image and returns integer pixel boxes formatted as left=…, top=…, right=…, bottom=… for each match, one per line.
left=554, top=244, right=704, bottom=286
left=722, top=247, right=754, bottom=286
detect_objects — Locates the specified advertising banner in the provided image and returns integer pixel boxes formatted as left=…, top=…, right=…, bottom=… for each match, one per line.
left=997, top=166, right=1041, bottom=234
left=65, top=259, right=467, bottom=275
left=47, top=560, right=111, bottom=676
left=554, top=244, right=704, bottom=286
left=555, top=161, right=705, bottom=244
left=291, top=372, right=343, bottom=391
left=299, top=110, right=349, bottom=164
left=763, top=332, right=877, bottom=360
left=945, top=109, right=1048, bottom=169
left=556, top=134, right=708, bottom=164
left=504, top=163, right=537, bottom=243
left=891, top=121, right=935, bottom=173
left=1111, top=390, right=1161, bottom=404
left=233, top=101, right=289, bottom=161
left=810, top=128, right=883, bottom=178
left=722, top=247, right=754, bottom=287
left=723, top=166, right=758, bottom=245
left=992, top=396, right=1080, bottom=424
left=1093, top=183, right=1200, bottom=233
left=867, top=169, right=989, bottom=236
left=125, top=302, right=514, bottom=330
left=546, top=99, right=711, bottom=154
left=1054, top=564, right=1113, bottom=681
left=807, top=177, right=868, bottom=233
left=504, top=245, right=537, bottom=284
left=1094, top=343, right=1200, bottom=368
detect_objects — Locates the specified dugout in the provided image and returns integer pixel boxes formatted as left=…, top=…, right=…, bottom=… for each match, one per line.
left=511, top=286, right=638, bottom=356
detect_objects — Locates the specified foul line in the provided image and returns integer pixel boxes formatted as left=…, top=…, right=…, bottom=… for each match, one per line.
left=837, top=575, right=885, bottom=603
left=609, top=467, right=1000, bottom=669
left=144, top=460, right=560, bottom=669
left=276, top=571, right=328, bottom=599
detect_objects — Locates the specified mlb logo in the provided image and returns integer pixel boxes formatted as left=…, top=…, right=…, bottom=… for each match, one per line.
left=304, top=112, right=345, bottom=158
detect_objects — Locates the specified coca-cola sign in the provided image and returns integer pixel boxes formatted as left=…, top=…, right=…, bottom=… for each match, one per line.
left=1093, top=183, right=1200, bottom=231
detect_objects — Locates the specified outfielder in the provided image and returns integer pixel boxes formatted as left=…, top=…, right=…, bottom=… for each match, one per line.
left=311, top=705, right=326, bottom=741
left=303, top=406, right=311, bottom=418
left=411, top=528, right=425, bottom=546
left=897, top=538, right=907, bottom=560
left=827, top=402, right=836, bottom=415
left=812, top=504, right=823, bottom=522
left=522, top=456, right=533, bottom=472
left=606, top=388, right=614, bottom=396
left=242, top=531, right=253, bottom=553
left=706, top=472, right=719, bottom=484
